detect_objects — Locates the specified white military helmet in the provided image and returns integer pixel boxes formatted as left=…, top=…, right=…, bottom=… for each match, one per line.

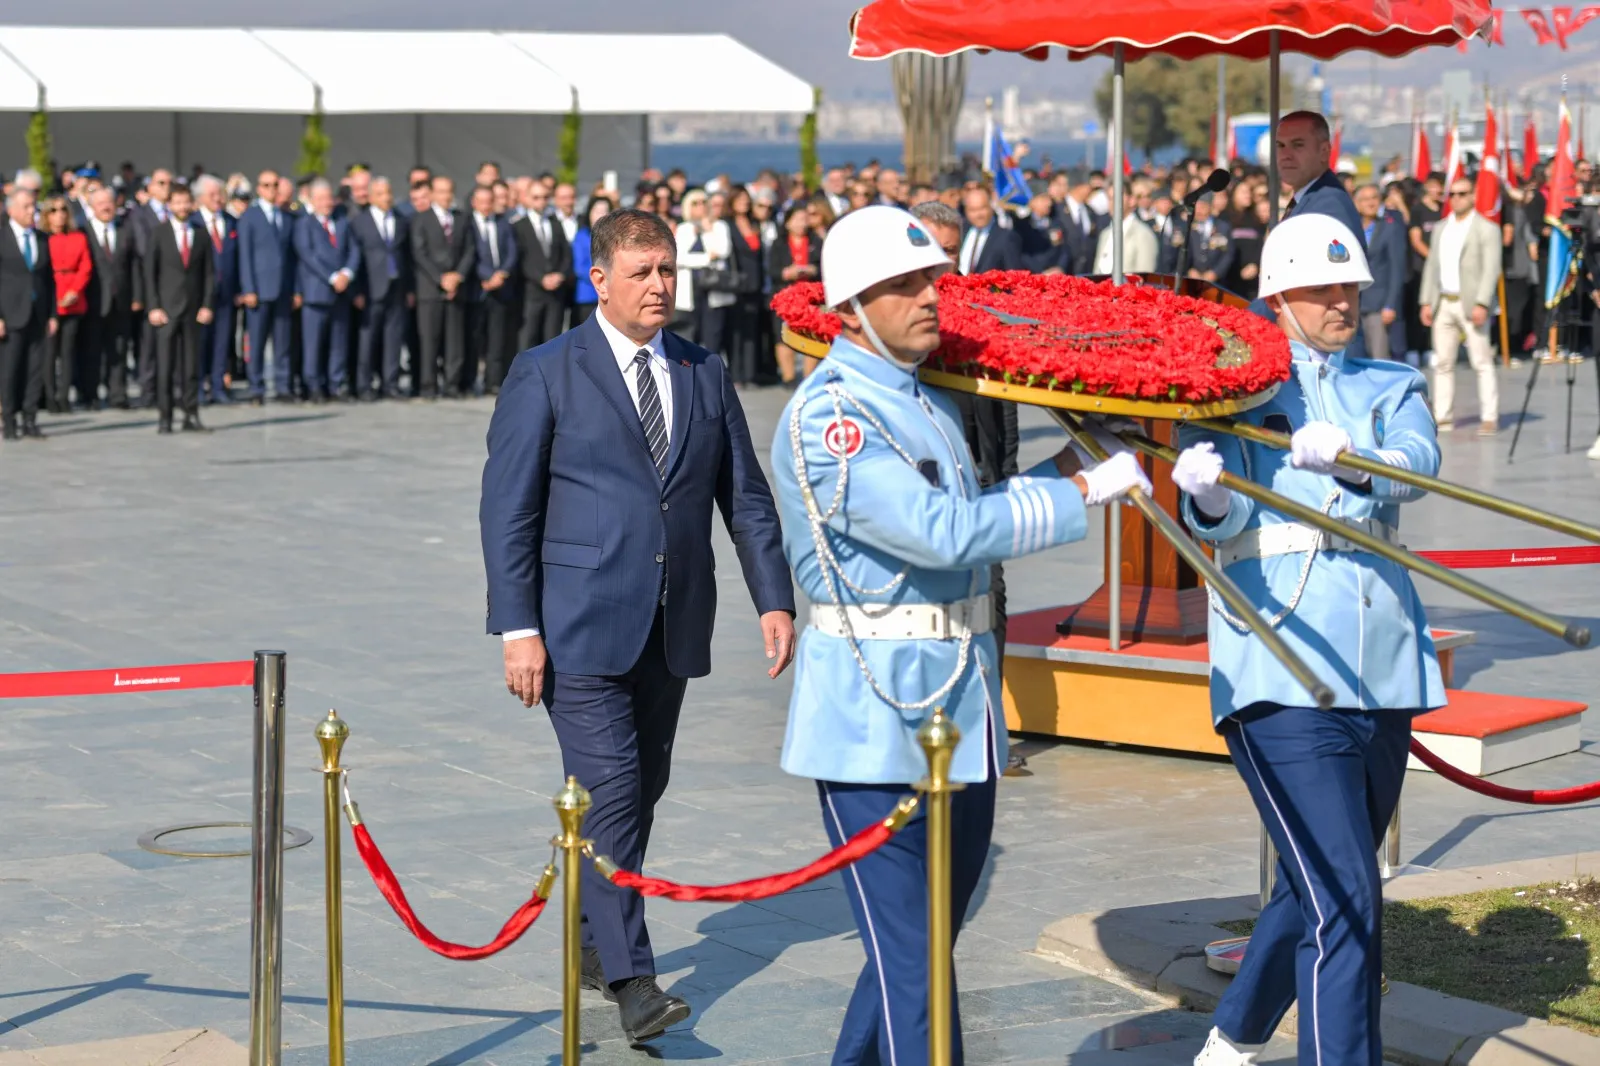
left=821, top=204, right=952, bottom=308
left=1256, top=213, right=1373, bottom=301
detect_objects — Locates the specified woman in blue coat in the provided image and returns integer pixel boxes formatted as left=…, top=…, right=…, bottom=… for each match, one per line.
left=568, top=196, right=612, bottom=326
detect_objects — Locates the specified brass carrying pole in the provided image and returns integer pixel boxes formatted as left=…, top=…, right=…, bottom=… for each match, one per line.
left=553, top=778, right=593, bottom=1066
left=1115, top=429, right=1592, bottom=648
left=1053, top=411, right=1336, bottom=708
left=1194, top=417, right=1600, bottom=545
left=916, top=708, right=962, bottom=1066
left=315, top=711, right=349, bottom=1066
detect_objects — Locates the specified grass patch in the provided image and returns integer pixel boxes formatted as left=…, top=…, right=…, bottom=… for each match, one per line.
left=1210, top=880, right=1600, bottom=1033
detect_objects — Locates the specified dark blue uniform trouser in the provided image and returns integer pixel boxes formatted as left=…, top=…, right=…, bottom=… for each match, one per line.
left=245, top=298, right=293, bottom=398
left=819, top=768, right=997, bottom=1066
left=1214, top=704, right=1416, bottom=1066
left=543, top=611, right=687, bottom=985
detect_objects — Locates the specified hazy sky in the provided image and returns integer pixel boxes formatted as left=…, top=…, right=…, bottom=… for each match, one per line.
left=21, top=2, right=1580, bottom=102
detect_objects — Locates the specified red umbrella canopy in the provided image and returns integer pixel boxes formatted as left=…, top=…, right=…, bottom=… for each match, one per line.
left=849, top=0, right=1491, bottom=61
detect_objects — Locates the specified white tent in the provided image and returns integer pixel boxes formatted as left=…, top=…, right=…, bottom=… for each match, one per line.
left=0, top=26, right=812, bottom=187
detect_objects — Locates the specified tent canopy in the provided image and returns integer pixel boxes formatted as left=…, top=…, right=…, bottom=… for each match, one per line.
left=0, top=27, right=813, bottom=116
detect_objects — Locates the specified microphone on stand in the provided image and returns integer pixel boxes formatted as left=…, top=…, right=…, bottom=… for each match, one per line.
left=1174, top=169, right=1233, bottom=288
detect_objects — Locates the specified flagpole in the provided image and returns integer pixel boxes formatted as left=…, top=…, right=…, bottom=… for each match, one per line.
left=982, top=97, right=994, bottom=178
left=1216, top=57, right=1227, bottom=165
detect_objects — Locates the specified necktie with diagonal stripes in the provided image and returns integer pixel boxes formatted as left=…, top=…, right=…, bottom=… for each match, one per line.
left=633, top=349, right=668, bottom=478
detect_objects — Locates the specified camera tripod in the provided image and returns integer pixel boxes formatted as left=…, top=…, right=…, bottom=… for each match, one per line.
left=1508, top=278, right=1600, bottom=461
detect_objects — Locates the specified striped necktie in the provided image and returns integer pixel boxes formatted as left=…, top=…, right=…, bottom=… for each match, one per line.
left=633, top=349, right=668, bottom=477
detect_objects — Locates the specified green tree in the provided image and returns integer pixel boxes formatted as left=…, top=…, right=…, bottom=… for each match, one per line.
left=799, top=86, right=822, bottom=192
left=25, top=109, right=51, bottom=179
left=297, top=106, right=331, bottom=177
left=558, top=93, right=581, bottom=187
left=1096, top=58, right=1295, bottom=158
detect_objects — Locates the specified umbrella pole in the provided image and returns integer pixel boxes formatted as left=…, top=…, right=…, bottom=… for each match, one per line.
left=1108, top=43, right=1126, bottom=651
left=1268, top=30, right=1281, bottom=224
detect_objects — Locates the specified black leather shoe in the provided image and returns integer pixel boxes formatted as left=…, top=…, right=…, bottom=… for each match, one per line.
left=181, top=413, right=209, bottom=433
left=614, top=976, right=689, bottom=1045
left=21, top=421, right=45, bottom=440
left=580, top=947, right=614, bottom=1001
left=2, top=423, right=18, bottom=441
left=157, top=420, right=174, bottom=435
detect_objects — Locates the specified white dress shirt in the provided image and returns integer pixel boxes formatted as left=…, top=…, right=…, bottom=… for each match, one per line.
left=502, top=308, right=674, bottom=643
left=198, top=207, right=226, bottom=250
left=556, top=210, right=578, bottom=243
left=258, top=198, right=278, bottom=227
left=311, top=214, right=353, bottom=284
left=959, top=224, right=990, bottom=275
left=9, top=219, right=36, bottom=265
left=369, top=204, right=394, bottom=244
left=169, top=215, right=193, bottom=254
left=1437, top=210, right=1469, bottom=296
left=432, top=204, right=452, bottom=231
left=90, top=216, right=115, bottom=255
left=474, top=211, right=501, bottom=269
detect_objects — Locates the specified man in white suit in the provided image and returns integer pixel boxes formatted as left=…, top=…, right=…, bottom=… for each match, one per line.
left=1094, top=198, right=1160, bottom=274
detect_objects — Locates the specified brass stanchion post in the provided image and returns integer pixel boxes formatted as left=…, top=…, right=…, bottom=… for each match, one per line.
left=316, top=711, right=349, bottom=1066
left=250, top=650, right=287, bottom=1066
left=553, top=777, right=593, bottom=1066
left=916, top=708, right=962, bottom=1066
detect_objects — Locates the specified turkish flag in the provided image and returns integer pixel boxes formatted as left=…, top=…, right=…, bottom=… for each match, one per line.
left=1413, top=115, right=1434, bottom=182
left=1443, top=121, right=1466, bottom=184
left=1553, top=6, right=1600, bottom=48
left=1475, top=101, right=1502, bottom=223
left=1330, top=120, right=1342, bottom=166
left=1523, top=8, right=1559, bottom=45
left=1524, top=113, right=1540, bottom=182
left=1490, top=9, right=1506, bottom=44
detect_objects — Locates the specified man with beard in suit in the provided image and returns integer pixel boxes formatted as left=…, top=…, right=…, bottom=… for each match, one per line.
left=512, top=181, right=571, bottom=351
left=143, top=183, right=214, bottom=434
left=0, top=188, right=57, bottom=440
left=81, top=186, right=136, bottom=409
left=410, top=175, right=475, bottom=399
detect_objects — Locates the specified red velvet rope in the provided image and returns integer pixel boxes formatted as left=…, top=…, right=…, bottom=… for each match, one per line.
left=1409, top=739, right=1600, bottom=805
left=609, top=819, right=895, bottom=902
left=351, top=823, right=547, bottom=960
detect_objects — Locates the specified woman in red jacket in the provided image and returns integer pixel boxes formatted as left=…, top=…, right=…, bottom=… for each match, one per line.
left=43, top=196, right=92, bottom=414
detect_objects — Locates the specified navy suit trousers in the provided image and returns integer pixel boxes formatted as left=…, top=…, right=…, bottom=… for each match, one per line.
left=245, top=298, right=294, bottom=398
left=543, top=610, right=687, bottom=985
left=201, top=303, right=236, bottom=399
left=1214, top=704, right=1415, bottom=1066
left=818, top=766, right=996, bottom=1066
left=300, top=300, right=350, bottom=396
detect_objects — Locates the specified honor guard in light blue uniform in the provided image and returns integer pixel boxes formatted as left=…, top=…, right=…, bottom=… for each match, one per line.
left=772, top=206, right=1152, bottom=1066
left=1174, top=215, right=1446, bottom=1066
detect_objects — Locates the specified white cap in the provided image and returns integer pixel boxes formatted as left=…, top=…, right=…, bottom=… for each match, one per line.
left=822, top=205, right=952, bottom=308
left=1256, top=213, right=1373, bottom=301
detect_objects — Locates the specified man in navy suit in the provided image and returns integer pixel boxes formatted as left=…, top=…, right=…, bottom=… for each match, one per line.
left=293, top=179, right=361, bottom=402
left=1354, top=183, right=1407, bottom=361
left=466, top=183, right=519, bottom=395
left=348, top=176, right=412, bottom=400
left=959, top=186, right=1025, bottom=273
left=193, top=175, right=239, bottom=404
left=238, top=170, right=298, bottom=403
left=481, top=209, right=795, bottom=1046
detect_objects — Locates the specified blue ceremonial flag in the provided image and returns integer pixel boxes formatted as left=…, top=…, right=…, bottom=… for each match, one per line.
left=1545, top=97, right=1579, bottom=310
left=983, top=112, right=1031, bottom=207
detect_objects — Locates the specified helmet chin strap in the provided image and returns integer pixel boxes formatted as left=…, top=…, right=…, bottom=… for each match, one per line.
left=850, top=296, right=925, bottom=371
left=1273, top=296, right=1336, bottom=361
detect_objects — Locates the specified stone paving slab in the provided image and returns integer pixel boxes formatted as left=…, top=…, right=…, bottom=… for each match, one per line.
left=0, top=372, right=1596, bottom=1061
left=0, top=1029, right=244, bottom=1066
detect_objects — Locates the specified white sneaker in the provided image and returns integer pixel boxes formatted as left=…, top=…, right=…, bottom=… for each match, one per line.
left=1587, top=436, right=1600, bottom=461
left=1193, top=1026, right=1265, bottom=1066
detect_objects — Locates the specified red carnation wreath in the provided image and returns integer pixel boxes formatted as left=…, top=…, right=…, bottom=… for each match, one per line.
left=771, top=271, right=1290, bottom=403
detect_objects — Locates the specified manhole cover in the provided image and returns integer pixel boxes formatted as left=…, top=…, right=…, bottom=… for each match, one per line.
left=137, top=822, right=313, bottom=859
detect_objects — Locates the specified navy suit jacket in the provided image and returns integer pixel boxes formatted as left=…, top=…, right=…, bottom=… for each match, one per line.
left=480, top=315, right=795, bottom=679
left=469, top=213, right=520, bottom=302
left=1359, top=213, right=1407, bottom=316
left=192, top=212, right=239, bottom=300
left=293, top=213, right=361, bottom=305
left=348, top=207, right=412, bottom=303
left=237, top=202, right=296, bottom=303
left=964, top=222, right=1025, bottom=273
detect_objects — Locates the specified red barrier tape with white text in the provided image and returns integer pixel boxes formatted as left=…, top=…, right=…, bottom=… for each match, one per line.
left=0, top=661, right=255, bottom=699
left=1416, top=546, right=1600, bottom=570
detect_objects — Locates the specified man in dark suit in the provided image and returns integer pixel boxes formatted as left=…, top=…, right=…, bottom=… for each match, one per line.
left=1169, top=195, right=1235, bottom=283
left=127, top=168, right=173, bottom=408
left=959, top=186, right=1025, bottom=274
left=81, top=186, right=136, bottom=409
left=1355, top=182, right=1408, bottom=360
left=410, top=175, right=475, bottom=399
left=0, top=189, right=57, bottom=440
left=348, top=176, right=412, bottom=400
left=466, top=184, right=519, bottom=395
left=238, top=170, right=298, bottom=403
left=143, top=183, right=214, bottom=434
left=481, top=209, right=795, bottom=1046
left=193, top=175, right=240, bottom=404
left=1053, top=170, right=1103, bottom=276
left=293, top=180, right=361, bottom=402
left=512, top=181, right=571, bottom=352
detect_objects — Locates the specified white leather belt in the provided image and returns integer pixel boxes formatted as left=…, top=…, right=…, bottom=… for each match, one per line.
left=1216, top=520, right=1398, bottom=568
left=809, top=595, right=994, bottom=640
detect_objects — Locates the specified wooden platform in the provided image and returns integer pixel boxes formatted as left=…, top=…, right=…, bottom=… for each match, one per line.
left=1001, top=605, right=1582, bottom=774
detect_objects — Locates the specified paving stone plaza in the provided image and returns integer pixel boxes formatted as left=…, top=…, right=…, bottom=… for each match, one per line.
left=0, top=370, right=1597, bottom=1065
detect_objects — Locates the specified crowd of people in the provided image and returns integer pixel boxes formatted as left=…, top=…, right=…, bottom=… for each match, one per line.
left=0, top=106, right=1576, bottom=442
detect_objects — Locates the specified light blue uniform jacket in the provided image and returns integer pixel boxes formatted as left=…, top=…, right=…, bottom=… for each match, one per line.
left=1177, top=342, right=1447, bottom=722
left=773, top=340, right=1090, bottom=785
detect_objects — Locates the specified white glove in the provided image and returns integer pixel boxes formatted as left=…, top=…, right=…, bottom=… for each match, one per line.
left=1079, top=451, right=1153, bottom=506
left=1172, top=442, right=1232, bottom=518
left=1290, top=421, right=1357, bottom=476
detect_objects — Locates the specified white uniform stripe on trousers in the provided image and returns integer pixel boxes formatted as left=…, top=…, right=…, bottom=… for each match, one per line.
left=823, top=784, right=900, bottom=1066
left=1237, top=729, right=1328, bottom=1066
